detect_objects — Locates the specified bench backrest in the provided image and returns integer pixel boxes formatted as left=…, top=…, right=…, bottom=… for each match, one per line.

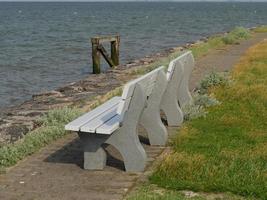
left=117, top=66, right=165, bottom=120
left=177, top=51, right=195, bottom=105
left=166, top=51, right=193, bottom=81
left=176, top=51, right=194, bottom=80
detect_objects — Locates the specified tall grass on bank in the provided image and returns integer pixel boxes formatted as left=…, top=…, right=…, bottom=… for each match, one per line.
left=253, top=25, right=267, bottom=33
left=150, top=41, right=267, bottom=199
left=190, top=27, right=251, bottom=58
left=0, top=108, right=82, bottom=172
left=222, top=27, right=250, bottom=44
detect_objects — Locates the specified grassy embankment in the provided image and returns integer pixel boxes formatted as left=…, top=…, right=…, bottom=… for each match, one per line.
left=128, top=32, right=267, bottom=199
left=0, top=26, right=261, bottom=173
left=253, top=25, right=267, bottom=33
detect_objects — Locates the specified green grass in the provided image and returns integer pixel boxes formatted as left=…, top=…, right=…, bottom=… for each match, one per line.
left=222, top=27, right=251, bottom=45
left=127, top=185, right=205, bottom=200
left=253, top=25, right=267, bottom=33
left=0, top=107, right=83, bottom=172
left=150, top=41, right=267, bottom=199
left=190, top=27, right=251, bottom=58
left=127, top=184, right=252, bottom=200
left=190, top=36, right=225, bottom=58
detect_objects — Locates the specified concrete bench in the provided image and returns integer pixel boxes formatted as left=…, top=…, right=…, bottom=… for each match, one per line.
left=65, top=66, right=167, bottom=172
left=161, top=51, right=195, bottom=126
left=65, top=51, right=194, bottom=172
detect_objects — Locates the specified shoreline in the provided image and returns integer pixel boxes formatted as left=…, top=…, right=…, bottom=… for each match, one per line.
left=0, top=26, right=266, bottom=146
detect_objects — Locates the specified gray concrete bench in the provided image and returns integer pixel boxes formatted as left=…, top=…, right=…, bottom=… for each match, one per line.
left=161, top=51, right=195, bottom=126
left=65, top=51, right=195, bottom=172
left=65, top=66, right=167, bottom=172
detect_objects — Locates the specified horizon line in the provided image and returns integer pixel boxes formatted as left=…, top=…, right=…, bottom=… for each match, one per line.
left=1, top=0, right=267, bottom=2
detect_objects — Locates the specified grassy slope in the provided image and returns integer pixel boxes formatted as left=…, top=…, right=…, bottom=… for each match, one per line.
left=150, top=40, right=267, bottom=199
left=0, top=108, right=82, bottom=172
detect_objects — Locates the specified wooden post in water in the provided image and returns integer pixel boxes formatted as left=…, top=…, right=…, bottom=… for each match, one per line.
left=91, top=37, right=101, bottom=74
left=91, top=35, right=120, bottom=74
left=111, top=35, right=120, bottom=66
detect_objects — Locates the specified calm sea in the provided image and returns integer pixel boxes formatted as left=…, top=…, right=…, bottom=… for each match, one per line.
left=1, top=2, right=267, bottom=108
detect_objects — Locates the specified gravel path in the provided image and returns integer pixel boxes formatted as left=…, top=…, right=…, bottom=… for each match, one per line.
left=0, top=32, right=267, bottom=200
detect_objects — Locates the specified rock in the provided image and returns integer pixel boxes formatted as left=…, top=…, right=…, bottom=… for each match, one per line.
left=1, top=124, right=31, bottom=143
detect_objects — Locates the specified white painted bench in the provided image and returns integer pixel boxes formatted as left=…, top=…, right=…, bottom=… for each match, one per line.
left=65, top=66, right=167, bottom=172
left=160, top=51, right=195, bottom=126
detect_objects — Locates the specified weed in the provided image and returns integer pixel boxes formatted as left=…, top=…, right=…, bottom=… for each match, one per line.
left=222, top=27, right=251, bottom=45
left=0, top=108, right=83, bottom=171
left=253, top=25, right=267, bottom=33
left=197, top=71, right=229, bottom=94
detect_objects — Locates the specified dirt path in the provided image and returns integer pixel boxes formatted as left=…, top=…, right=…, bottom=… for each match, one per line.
left=0, top=33, right=267, bottom=200
left=190, top=32, right=267, bottom=89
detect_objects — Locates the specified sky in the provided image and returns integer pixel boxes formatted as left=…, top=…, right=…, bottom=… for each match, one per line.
left=1, top=0, right=228, bottom=1
left=1, top=0, right=267, bottom=1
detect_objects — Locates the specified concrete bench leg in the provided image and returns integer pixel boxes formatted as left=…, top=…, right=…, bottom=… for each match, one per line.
left=107, top=84, right=147, bottom=172
left=107, top=128, right=147, bottom=172
left=140, top=70, right=168, bottom=146
left=161, top=62, right=184, bottom=127
left=177, top=53, right=195, bottom=107
left=78, top=84, right=147, bottom=172
left=78, top=133, right=108, bottom=170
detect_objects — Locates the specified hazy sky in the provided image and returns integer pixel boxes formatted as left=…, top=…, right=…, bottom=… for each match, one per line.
left=1, top=0, right=267, bottom=2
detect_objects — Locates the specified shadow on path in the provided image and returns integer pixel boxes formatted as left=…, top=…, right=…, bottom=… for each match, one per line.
left=43, top=132, right=151, bottom=171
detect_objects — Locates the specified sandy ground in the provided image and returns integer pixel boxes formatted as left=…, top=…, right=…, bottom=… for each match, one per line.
left=0, top=32, right=267, bottom=200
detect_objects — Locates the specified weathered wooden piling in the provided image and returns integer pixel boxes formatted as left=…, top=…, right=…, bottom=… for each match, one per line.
left=91, top=38, right=101, bottom=74
left=91, top=35, right=120, bottom=74
left=111, top=35, right=120, bottom=66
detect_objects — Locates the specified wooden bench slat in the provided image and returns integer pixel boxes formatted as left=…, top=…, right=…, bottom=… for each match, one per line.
left=65, top=96, right=121, bottom=131
left=80, top=106, right=118, bottom=133
left=96, top=114, right=121, bottom=134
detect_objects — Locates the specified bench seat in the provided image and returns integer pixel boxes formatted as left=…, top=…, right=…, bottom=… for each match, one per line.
left=65, top=96, right=121, bottom=135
